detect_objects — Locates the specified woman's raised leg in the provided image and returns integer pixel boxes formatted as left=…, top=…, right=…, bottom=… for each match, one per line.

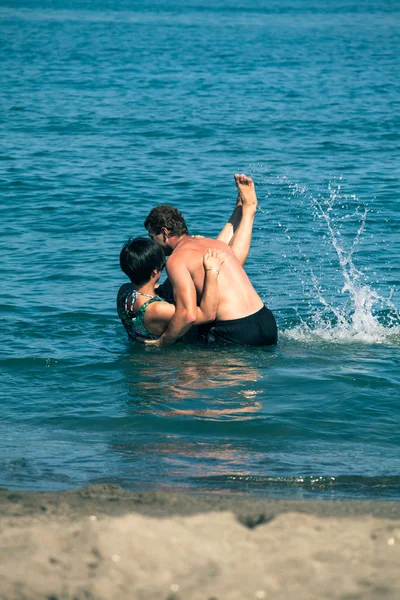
left=226, top=174, right=258, bottom=266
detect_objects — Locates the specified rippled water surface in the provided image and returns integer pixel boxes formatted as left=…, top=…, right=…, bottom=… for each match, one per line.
left=1, top=0, right=399, bottom=499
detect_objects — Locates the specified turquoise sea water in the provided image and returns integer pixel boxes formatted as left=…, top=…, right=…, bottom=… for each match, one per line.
left=1, top=0, right=399, bottom=500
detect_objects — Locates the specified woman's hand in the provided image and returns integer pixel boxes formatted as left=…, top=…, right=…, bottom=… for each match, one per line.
left=203, top=248, right=225, bottom=274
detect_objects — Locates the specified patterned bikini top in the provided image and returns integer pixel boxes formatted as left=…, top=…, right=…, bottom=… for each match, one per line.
left=117, top=287, right=165, bottom=342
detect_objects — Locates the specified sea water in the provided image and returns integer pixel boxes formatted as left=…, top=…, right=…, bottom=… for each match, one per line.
left=1, top=0, right=399, bottom=500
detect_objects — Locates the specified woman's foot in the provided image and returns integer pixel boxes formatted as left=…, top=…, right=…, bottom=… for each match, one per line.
left=234, top=174, right=258, bottom=213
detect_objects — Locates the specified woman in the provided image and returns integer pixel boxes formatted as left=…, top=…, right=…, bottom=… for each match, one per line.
left=117, top=241, right=224, bottom=342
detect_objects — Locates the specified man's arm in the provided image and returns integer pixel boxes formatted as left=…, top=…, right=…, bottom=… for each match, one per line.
left=153, top=256, right=198, bottom=346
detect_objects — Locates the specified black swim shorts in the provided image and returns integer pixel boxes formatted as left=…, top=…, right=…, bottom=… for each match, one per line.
left=199, top=305, right=278, bottom=347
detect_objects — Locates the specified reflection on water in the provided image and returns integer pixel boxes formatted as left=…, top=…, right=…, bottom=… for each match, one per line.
left=123, top=345, right=269, bottom=416
left=112, top=439, right=264, bottom=485
left=109, top=345, right=276, bottom=489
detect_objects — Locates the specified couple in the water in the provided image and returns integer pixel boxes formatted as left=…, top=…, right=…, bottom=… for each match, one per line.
left=117, top=174, right=277, bottom=347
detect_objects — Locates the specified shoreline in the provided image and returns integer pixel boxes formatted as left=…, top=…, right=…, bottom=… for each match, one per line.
left=1, top=485, right=400, bottom=599
left=2, top=483, right=400, bottom=521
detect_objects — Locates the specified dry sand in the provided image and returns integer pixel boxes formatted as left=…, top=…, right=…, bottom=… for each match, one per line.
left=1, top=485, right=400, bottom=599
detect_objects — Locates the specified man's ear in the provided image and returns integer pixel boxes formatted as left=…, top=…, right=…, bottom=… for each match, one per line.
left=161, top=226, right=169, bottom=241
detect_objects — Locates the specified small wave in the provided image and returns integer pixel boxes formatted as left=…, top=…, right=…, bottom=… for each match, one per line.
left=227, top=474, right=400, bottom=488
left=196, top=474, right=400, bottom=500
left=282, top=322, right=400, bottom=346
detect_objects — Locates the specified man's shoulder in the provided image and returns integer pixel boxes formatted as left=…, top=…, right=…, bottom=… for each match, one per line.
left=166, top=251, right=192, bottom=272
left=172, top=238, right=205, bottom=258
left=176, top=236, right=215, bottom=254
left=176, top=237, right=232, bottom=258
left=166, top=239, right=204, bottom=275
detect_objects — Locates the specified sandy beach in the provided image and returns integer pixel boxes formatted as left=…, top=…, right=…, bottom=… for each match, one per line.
left=1, top=485, right=399, bottom=599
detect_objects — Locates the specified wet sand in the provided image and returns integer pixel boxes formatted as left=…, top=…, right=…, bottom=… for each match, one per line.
left=1, top=485, right=400, bottom=599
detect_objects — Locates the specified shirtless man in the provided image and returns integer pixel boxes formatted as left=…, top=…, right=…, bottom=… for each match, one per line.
left=144, top=174, right=277, bottom=346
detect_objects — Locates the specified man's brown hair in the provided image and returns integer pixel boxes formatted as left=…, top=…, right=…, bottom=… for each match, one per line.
left=144, top=205, right=189, bottom=237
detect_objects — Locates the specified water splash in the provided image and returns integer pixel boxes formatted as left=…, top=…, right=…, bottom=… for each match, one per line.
left=280, top=181, right=400, bottom=345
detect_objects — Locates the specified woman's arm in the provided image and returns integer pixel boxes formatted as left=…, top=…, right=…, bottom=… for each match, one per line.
left=195, top=249, right=224, bottom=324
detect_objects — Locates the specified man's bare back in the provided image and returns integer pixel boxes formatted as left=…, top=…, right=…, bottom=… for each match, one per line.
left=168, top=236, right=263, bottom=321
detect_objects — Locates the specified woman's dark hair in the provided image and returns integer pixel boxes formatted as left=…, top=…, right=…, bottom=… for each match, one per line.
left=144, top=204, right=189, bottom=237
left=120, top=237, right=166, bottom=286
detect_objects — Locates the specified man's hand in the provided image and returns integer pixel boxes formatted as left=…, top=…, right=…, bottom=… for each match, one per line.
left=136, top=337, right=161, bottom=346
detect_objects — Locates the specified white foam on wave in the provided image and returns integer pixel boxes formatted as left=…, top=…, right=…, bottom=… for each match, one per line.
left=283, top=320, right=400, bottom=346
